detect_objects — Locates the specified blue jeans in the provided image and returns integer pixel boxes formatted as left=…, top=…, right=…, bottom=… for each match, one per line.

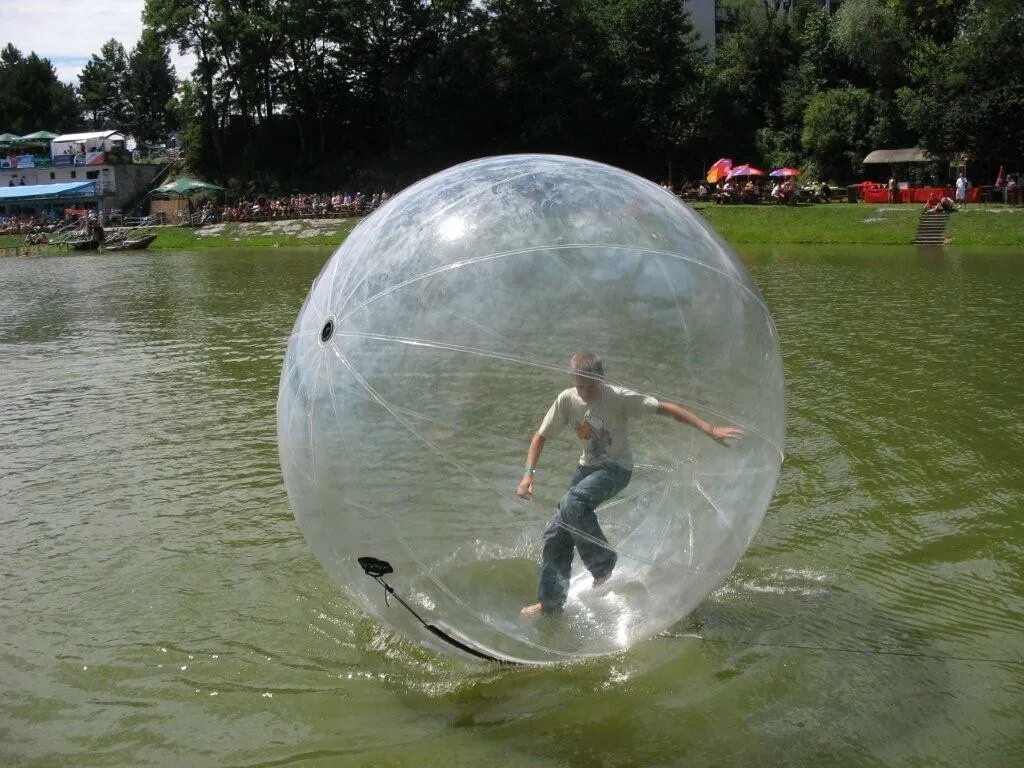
left=536, top=463, right=632, bottom=613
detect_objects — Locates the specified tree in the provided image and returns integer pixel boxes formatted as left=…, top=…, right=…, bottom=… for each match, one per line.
left=830, top=0, right=909, bottom=91
left=394, top=0, right=496, bottom=168
left=125, top=30, right=178, bottom=143
left=898, top=0, right=1024, bottom=166
left=767, top=5, right=839, bottom=173
left=128, top=0, right=1015, bottom=190
left=589, top=0, right=709, bottom=168
left=712, top=0, right=803, bottom=166
left=144, top=0, right=226, bottom=169
left=274, top=0, right=350, bottom=158
left=484, top=0, right=707, bottom=175
left=79, top=39, right=130, bottom=128
left=0, top=44, right=79, bottom=134
left=802, top=86, right=887, bottom=179
left=897, top=0, right=973, bottom=45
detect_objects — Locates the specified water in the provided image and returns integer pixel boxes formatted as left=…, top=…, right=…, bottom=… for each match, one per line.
left=1, top=246, right=1022, bottom=767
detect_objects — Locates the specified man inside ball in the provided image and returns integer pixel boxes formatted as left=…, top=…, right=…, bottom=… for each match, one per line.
left=517, top=352, right=744, bottom=619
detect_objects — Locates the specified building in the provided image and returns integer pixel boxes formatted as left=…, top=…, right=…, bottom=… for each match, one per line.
left=1, top=130, right=162, bottom=216
left=684, top=0, right=718, bottom=58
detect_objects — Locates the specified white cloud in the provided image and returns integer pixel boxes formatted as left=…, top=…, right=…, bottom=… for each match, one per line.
left=0, top=0, right=195, bottom=84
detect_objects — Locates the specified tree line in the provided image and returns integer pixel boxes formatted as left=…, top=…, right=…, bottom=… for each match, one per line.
left=1, top=0, right=1021, bottom=191
left=0, top=31, right=176, bottom=149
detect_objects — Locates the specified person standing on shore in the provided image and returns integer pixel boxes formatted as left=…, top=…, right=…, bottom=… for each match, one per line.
left=955, top=173, right=968, bottom=209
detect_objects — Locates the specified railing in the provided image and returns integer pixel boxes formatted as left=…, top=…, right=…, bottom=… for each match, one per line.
left=2, top=149, right=138, bottom=170
left=48, top=220, right=91, bottom=248
left=120, top=213, right=166, bottom=227
left=132, top=148, right=182, bottom=164
left=1, top=154, right=52, bottom=169
left=188, top=204, right=380, bottom=228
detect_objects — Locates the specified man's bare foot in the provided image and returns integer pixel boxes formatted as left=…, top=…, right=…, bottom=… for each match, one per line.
left=592, top=576, right=608, bottom=589
left=520, top=602, right=544, bottom=619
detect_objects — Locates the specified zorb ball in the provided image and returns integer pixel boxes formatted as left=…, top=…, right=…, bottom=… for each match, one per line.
left=277, top=155, right=784, bottom=665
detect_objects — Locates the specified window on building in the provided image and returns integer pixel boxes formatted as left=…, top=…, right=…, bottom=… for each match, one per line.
left=86, top=171, right=99, bottom=180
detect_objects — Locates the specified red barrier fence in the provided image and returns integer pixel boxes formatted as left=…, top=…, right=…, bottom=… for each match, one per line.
left=860, top=183, right=980, bottom=204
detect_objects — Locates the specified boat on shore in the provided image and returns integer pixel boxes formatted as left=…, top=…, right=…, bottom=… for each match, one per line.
left=104, top=232, right=157, bottom=251
left=57, top=225, right=158, bottom=252
left=52, top=218, right=105, bottom=251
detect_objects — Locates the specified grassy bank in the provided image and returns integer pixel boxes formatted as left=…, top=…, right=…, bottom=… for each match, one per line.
left=698, top=202, right=1024, bottom=246
left=148, top=218, right=361, bottom=249
left=697, top=203, right=919, bottom=244
left=943, top=205, right=1024, bottom=246
left=0, top=218, right=360, bottom=253
left=3, top=202, right=1022, bottom=253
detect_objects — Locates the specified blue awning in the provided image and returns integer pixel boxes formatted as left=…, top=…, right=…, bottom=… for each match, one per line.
left=0, top=181, right=98, bottom=201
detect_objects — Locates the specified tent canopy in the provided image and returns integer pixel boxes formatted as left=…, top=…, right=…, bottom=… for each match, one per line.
left=151, top=177, right=224, bottom=197
left=863, top=148, right=933, bottom=164
left=50, top=130, right=130, bottom=157
left=0, top=132, right=21, bottom=144
left=51, top=130, right=122, bottom=144
left=0, top=181, right=98, bottom=202
left=19, top=130, right=58, bottom=141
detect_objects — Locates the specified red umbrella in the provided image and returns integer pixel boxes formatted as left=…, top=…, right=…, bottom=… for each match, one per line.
left=726, top=164, right=764, bottom=179
left=769, top=167, right=801, bottom=178
left=706, top=157, right=733, bottom=184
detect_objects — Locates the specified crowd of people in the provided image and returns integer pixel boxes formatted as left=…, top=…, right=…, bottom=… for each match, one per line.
left=1, top=211, right=109, bottom=245
left=198, top=190, right=391, bottom=226
left=668, top=178, right=832, bottom=205
left=0, top=213, right=60, bottom=242
left=5, top=172, right=1020, bottom=242
left=0, top=213, right=44, bottom=235
left=5, top=189, right=392, bottom=238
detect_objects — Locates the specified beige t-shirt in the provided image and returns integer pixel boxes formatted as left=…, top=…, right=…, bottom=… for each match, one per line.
left=538, top=383, right=659, bottom=470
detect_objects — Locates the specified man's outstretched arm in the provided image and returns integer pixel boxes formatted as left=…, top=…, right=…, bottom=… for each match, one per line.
left=656, top=402, right=744, bottom=442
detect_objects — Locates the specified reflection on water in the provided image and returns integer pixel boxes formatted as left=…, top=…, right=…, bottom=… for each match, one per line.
left=1, top=246, right=1022, bottom=766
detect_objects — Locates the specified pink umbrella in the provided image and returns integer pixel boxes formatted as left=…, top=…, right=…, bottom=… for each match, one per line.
left=769, top=167, right=801, bottom=178
left=726, top=164, right=764, bottom=179
left=995, top=166, right=1005, bottom=187
left=706, top=157, right=733, bottom=184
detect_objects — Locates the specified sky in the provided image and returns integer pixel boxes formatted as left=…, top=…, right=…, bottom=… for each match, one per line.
left=1, top=0, right=196, bottom=84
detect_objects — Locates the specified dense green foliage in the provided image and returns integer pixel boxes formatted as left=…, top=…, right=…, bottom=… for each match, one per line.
left=1, top=0, right=1021, bottom=189
left=79, top=40, right=131, bottom=129
left=79, top=34, right=178, bottom=142
left=0, top=45, right=79, bottom=134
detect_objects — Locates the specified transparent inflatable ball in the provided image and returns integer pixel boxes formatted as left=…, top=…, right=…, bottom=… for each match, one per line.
left=277, top=154, right=785, bottom=665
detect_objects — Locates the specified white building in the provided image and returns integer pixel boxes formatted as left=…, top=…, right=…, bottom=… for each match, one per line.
left=1, top=130, right=161, bottom=213
left=683, top=0, right=718, bottom=58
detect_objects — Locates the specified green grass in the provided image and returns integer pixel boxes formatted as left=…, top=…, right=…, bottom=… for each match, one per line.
left=944, top=205, right=1024, bottom=246
left=3, top=203, right=1022, bottom=254
left=696, top=202, right=920, bottom=245
left=696, top=201, right=1024, bottom=247
left=0, top=219, right=360, bottom=254
left=147, top=219, right=361, bottom=250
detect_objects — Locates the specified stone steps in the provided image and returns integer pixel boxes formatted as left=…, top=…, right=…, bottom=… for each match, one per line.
left=913, top=211, right=949, bottom=246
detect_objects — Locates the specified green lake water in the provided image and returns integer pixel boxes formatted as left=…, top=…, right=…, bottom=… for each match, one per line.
left=1, top=245, right=1022, bottom=767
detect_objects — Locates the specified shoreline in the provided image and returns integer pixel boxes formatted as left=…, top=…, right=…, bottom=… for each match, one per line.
left=3, top=203, right=1022, bottom=255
